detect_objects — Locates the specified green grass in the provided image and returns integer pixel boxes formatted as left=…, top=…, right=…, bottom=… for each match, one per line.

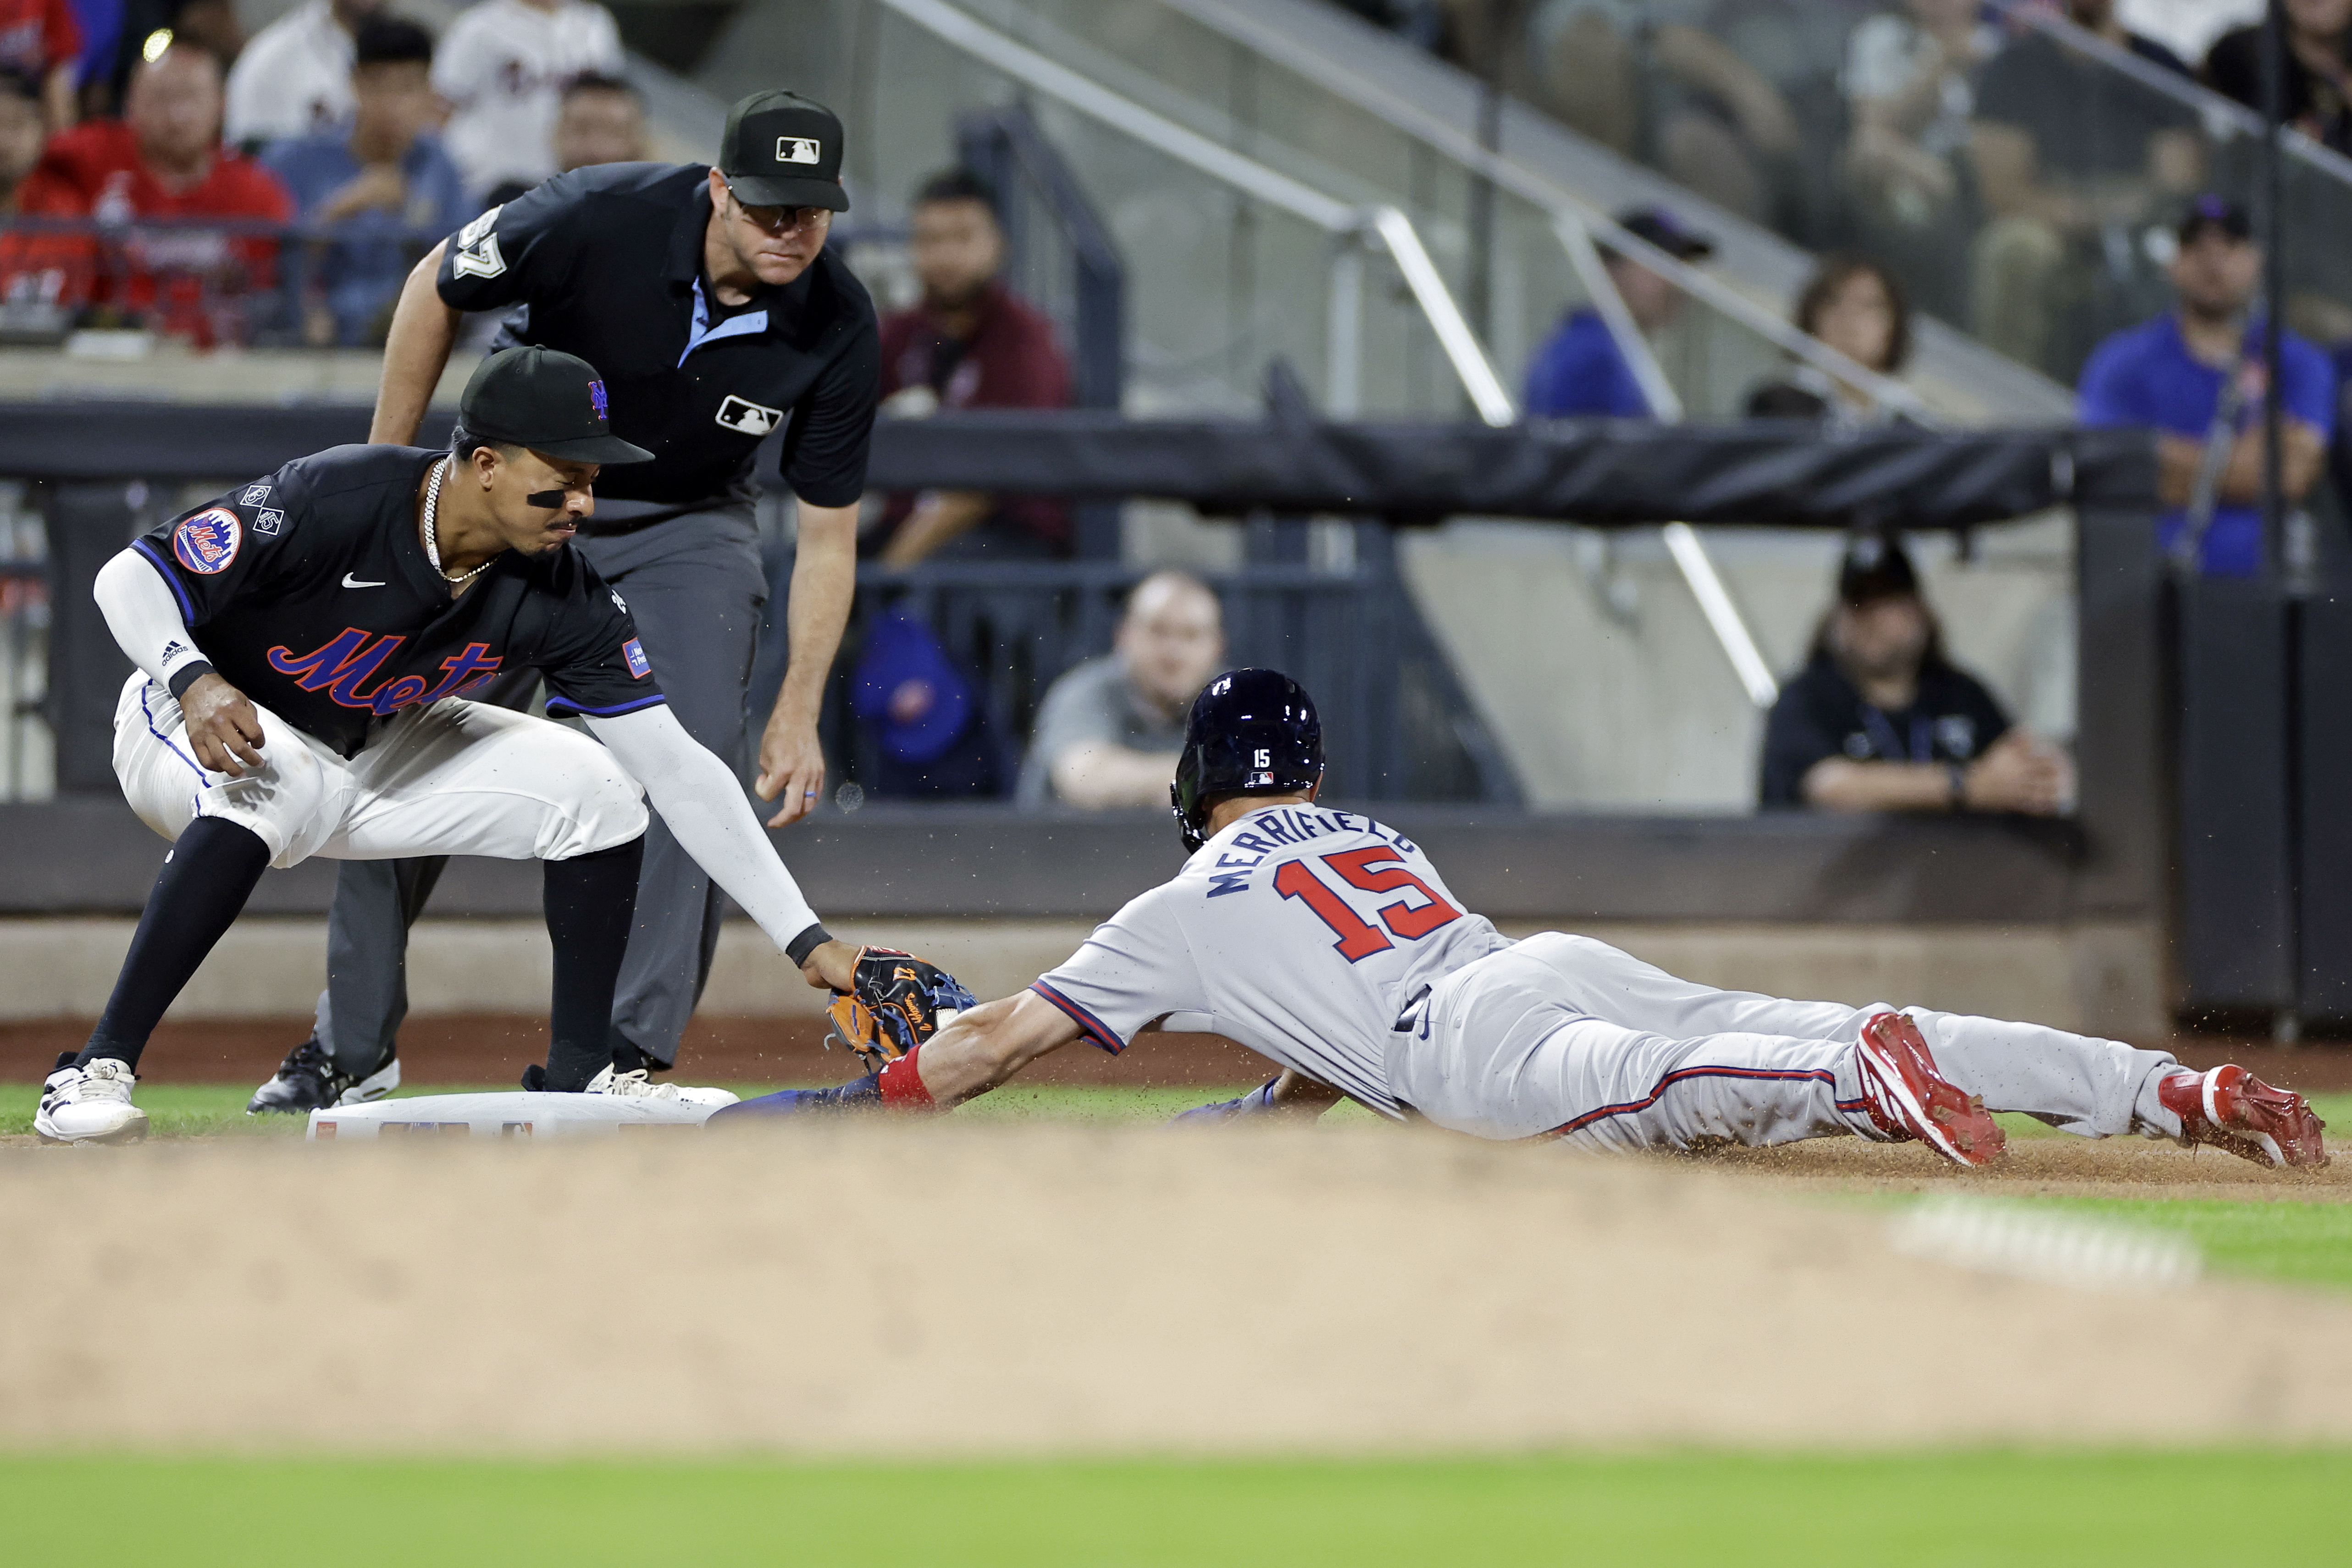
left=2, top=1450, right=2347, bottom=1566
left=1973, top=1196, right=2352, bottom=1290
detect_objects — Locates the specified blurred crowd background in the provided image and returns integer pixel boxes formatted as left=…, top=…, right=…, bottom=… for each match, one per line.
left=0, top=0, right=2333, bottom=826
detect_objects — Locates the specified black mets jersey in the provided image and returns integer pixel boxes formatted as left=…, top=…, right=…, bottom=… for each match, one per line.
left=133, top=444, right=665, bottom=758
left=435, top=161, right=880, bottom=510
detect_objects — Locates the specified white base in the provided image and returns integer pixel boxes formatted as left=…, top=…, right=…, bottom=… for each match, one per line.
left=307, top=1092, right=720, bottom=1141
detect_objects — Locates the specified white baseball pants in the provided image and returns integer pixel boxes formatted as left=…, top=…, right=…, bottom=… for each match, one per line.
left=112, top=673, right=648, bottom=870
left=1389, top=932, right=2186, bottom=1150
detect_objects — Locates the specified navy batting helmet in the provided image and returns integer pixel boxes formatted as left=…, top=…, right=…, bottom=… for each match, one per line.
left=1170, top=669, right=1323, bottom=853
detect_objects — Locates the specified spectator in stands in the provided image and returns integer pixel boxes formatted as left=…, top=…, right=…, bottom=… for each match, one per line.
left=2077, top=195, right=2334, bottom=578
left=261, top=14, right=467, bottom=347
left=1523, top=206, right=1710, bottom=419
left=873, top=167, right=1075, bottom=565
left=2204, top=0, right=2352, bottom=155
left=1474, top=2, right=1800, bottom=227
left=1018, top=571, right=1227, bottom=808
left=551, top=71, right=642, bottom=170
left=432, top=0, right=621, bottom=205
left=19, top=39, right=290, bottom=342
left=0, top=65, right=80, bottom=325
left=1746, top=255, right=1911, bottom=425
left=1760, top=531, right=2070, bottom=815
left=1839, top=0, right=1996, bottom=315
left=224, top=0, right=381, bottom=147
left=476, top=71, right=642, bottom=207
left=0, top=0, right=79, bottom=127
left=1966, top=0, right=2201, bottom=376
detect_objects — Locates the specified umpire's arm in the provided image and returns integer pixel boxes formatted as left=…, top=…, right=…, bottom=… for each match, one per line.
left=373, top=240, right=461, bottom=445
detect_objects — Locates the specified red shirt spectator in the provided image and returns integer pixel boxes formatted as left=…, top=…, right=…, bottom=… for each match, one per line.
left=0, top=0, right=77, bottom=127
left=873, top=167, right=1073, bottom=563
left=19, top=42, right=290, bottom=343
left=0, top=65, right=82, bottom=326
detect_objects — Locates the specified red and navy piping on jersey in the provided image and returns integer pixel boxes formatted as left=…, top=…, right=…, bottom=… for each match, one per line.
left=1539, top=1065, right=1869, bottom=1140
left=1029, top=980, right=1126, bottom=1055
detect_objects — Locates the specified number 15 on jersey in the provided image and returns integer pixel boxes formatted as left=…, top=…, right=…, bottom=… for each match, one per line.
left=1273, top=846, right=1461, bottom=962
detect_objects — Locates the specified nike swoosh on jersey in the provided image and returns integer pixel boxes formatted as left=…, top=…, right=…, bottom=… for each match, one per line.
left=342, top=574, right=387, bottom=588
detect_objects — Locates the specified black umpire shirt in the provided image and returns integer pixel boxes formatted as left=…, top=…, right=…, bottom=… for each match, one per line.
left=136, top=445, right=665, bottom=758
left=437, top=162, right=880, bottom=510
left=1757, top=650, right=2012, bottom=809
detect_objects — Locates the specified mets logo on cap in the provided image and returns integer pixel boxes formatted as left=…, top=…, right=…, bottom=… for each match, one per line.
left=172, top=507, right=242, bottom=575
left=588, top=378, right=609, bottom=421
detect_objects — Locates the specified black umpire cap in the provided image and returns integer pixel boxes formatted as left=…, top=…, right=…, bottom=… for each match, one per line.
left=721, top=89, right=851, bottom=212
left=459, top=346, right=654, bottom=464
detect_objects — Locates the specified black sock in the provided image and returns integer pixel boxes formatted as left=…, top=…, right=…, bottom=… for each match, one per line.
left=80, top=817, right=271, bottom=1072
left=609, top=1040, right=649, bottom=1075
left=539, top=835, right=642, bottom=1092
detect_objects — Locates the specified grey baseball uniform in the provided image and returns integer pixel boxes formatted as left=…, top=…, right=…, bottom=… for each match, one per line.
left=1032, top=803, right=2192, bottom=1151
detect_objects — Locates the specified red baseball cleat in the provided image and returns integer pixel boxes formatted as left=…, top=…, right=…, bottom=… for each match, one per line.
left=1854, top=1011, right=2005, bottom=1168
left=2158, top=1064, right=2329, bottom=1169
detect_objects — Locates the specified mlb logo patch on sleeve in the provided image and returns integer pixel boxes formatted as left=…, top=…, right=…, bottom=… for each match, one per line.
left=623, top=638, right=651, bottom=679
left=172, top=507, right=242, bottom=574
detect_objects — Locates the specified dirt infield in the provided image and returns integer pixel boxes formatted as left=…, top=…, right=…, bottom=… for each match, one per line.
left=2, top=1124, right=2350, bottom=1457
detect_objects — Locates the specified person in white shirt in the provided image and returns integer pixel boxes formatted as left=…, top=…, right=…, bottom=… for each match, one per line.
left=432, top=0, right=620, bottom=202
left=223, top=0, right=384, bottom=147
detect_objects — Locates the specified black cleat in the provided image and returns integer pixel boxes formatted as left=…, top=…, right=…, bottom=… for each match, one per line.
left=246, top=1039, right=399, bottom=1115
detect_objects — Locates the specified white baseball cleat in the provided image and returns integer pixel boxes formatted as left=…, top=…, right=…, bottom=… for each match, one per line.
left=34, top=1058, right=150, bottom=1146
left=584, top=1064, right=738, bottom=1109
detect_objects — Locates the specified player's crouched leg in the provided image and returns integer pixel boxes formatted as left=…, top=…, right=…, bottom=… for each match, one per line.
left=112, top=673, right=346, bottom=867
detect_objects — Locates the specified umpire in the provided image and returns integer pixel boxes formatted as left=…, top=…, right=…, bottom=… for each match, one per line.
left=250, top=89, right=879, bottom=1112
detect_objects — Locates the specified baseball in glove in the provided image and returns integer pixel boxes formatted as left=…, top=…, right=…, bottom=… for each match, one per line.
left=826, top=947, right=979, bottom=1071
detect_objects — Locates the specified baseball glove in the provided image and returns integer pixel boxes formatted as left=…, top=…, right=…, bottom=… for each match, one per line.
left=826, top=946, right=979, bottom=1071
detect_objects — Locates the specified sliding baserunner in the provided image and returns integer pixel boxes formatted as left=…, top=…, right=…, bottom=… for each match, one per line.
left=714, top=669, right=2326, bottom=1174
left=37, top=348, right=869, bottom=1143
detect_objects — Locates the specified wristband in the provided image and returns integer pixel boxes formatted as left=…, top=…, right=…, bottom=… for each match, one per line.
left=166, top=660, right=217, bottom=701
left=877, top=1044, right=935, bottom=1109
left=784, top=921, right=831, bottom=968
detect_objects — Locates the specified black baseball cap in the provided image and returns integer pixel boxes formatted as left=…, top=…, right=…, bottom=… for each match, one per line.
left=2178, top=194, right=2252, bottom=245
left=719, top=89, right=849, bottom=211
left=1613, top=205, right=1714, bottom=262
left=459, top=346, right=653, bottom=465
left=1838, top=530, right=1920, bottom=607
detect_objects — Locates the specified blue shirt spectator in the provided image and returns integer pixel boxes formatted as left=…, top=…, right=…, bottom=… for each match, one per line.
left=260, top=13, right=471, bottom=346
left=2077, top=199, right=2334, bottom=578
left=1522, top=205, right=1710, bottom=420
left=1525, top=307, right=1650, bottom=417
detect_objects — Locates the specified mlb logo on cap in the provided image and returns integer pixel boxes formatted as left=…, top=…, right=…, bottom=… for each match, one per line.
left=588, top=378, right=609, bottom=421
left=778, top=137, right=820, bottom=164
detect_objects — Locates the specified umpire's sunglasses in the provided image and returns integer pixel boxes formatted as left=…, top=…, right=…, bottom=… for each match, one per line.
left=726, top=184, right=831, bottom=237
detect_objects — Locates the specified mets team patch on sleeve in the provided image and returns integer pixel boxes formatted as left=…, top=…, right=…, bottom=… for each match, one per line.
left=172, top=507, right=242, bottom=574
left=623, top=638, right=651, bottom=679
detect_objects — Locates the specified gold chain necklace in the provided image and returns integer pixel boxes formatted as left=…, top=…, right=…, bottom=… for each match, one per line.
left=421, top=459, right=495, bottom=589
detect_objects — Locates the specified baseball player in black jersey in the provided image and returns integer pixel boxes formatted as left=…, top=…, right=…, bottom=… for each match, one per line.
left=34, top=348, right=866, bottom=1145
left=248, top=88, right=879, bottom=1114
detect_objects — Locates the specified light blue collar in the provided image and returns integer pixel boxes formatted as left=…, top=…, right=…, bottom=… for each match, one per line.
left=679, top=277, right=769, bottom=367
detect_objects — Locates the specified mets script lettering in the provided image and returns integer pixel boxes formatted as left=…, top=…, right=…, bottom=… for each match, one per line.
left=266, top=632, right=504, bottom=716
